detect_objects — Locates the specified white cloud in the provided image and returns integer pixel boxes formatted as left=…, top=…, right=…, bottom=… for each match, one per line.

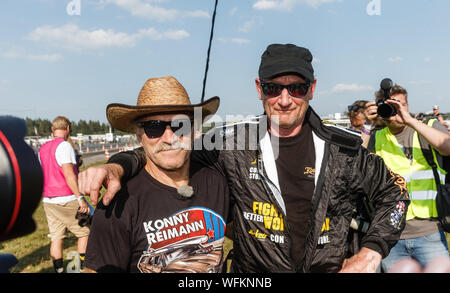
left=320, top=83, right=374, bottom=95
left=253, top=0, right=342, bottom=11
left=138, top=28, right=190, bottom=40
left=424, top=57, right=432, bottom=62
left=238, top=16, right=263, bottom=33
left=26, top=53, right=63, bottom=62
left=388, top=56, right=404, bottom=63
left=26, top=24, right=189, bottom=51
left=218, top=38, right=251, bottom=45
left=105, top=0, right=210, bottom=22
left=2, top=47, right=62, bottom=62
left=184, top=10, right=210, bottom=19
left=229, top=7, right=238, bottom=16
left=231, top=38, right=251, bottom=45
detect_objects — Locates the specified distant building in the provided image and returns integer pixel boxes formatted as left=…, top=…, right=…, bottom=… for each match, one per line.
left=321, top=113, right=351, bottom=128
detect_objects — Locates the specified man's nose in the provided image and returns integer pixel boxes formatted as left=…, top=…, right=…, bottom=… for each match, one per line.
left=277, top=88, right=292, bottom=107
left=160, top=126, right=177, bottom=144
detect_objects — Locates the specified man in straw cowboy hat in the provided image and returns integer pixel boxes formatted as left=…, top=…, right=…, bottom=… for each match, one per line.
left=80, top=44, right=409, bottom=273
left=84, top=76, right=230, bottom=273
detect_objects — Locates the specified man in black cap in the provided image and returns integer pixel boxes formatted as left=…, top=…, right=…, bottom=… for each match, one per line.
left=79, top=44, right=409, bottom=273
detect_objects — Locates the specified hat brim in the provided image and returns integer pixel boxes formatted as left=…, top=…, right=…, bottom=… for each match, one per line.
left=106, top=96, right=220, bottom=133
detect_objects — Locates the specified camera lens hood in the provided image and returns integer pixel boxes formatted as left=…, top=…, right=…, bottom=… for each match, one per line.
left=0, top=116, right=43, bottom=241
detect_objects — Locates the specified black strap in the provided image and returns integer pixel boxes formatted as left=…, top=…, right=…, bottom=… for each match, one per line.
left=367, top=132, right=376, bottom=153
left=201, top=0, right=219, bottom=103
left=417, top=133, right=443, bottom=195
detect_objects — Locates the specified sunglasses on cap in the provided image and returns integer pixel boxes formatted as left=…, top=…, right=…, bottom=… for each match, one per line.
left=138, top=119, right=193, bottom=138
left=260, top=82, right=311, bottom=99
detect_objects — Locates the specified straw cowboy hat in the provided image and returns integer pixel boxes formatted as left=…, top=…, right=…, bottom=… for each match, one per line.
left=106, top=76, right=220, bottom=133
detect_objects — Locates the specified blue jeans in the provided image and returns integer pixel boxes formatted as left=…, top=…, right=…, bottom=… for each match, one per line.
left=381, top=231, right=449, bottom=272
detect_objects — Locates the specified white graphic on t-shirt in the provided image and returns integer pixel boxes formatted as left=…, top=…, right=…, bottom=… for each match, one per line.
left=137, top=207, right=226, bottom=273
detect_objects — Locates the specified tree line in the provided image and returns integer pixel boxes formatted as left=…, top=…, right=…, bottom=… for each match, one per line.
left=25, top=118, right=112, bottom=137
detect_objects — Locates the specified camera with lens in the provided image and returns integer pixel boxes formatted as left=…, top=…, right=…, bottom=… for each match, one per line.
left=75, top=200, right=94, bottom=227
left=0, top=116, right=43, bottom=242
left=376, top=78, right=398, bottom=119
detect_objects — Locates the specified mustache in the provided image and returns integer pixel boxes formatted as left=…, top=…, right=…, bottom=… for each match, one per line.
left=153, top=140, right=191, bottom=153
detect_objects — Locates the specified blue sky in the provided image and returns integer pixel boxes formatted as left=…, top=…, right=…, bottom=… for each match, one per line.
left=0, top=0, right=449, bottom=123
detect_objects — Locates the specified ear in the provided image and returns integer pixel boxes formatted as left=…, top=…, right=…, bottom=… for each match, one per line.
left=255, top=78, right=263, bottom=101
left=308, top=79, right=317, bottom=101
left=136, top=131, right=143, bottom=146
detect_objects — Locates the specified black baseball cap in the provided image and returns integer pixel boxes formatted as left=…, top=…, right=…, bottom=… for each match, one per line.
left=258, top=44, right=315, bottom=83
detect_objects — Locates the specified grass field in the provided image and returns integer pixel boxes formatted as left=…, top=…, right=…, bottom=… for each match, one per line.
left=0, top=159, right=447, bottom=273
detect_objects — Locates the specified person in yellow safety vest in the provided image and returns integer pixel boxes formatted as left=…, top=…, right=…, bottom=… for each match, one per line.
left=362, top=84, right=450, bottom=272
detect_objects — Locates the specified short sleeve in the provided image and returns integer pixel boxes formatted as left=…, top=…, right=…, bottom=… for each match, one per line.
left=54, top=141, right=76, bottom=166
left=85, top=194, right=132, bottom=273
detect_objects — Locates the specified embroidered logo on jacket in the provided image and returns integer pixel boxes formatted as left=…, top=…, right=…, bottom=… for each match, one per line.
left=390, top=201, right=406, bottom=229
left=318, top=218, right=331, bottom=245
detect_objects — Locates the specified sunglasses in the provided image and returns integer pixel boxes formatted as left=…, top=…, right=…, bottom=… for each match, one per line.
left=347, top=105, right=363, bottom=112
left=138, top=119, right=193, bottom=138
left=260, top=82, right=311, bottom=98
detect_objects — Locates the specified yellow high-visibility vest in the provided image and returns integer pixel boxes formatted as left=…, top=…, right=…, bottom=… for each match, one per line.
left=375, top=119, right=446, bottom=220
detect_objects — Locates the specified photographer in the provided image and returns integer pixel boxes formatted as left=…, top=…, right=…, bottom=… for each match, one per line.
left=39, top=116, right=90, bottom=273
left=347, top=100, right=369, bottom=132
left=362, top=83, right=450, bottom=272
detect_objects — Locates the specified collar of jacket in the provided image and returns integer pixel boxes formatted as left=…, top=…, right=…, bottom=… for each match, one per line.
left=256, top=106, right=361, bottom=216
left=306, top=106, right=362, bottom=151
left=258, top=107, right=362, bottom=151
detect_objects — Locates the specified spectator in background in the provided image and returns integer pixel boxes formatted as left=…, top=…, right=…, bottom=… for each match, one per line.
left=39, top=116, right=90, bottom=273
left=347, top=100, right=368, bottom=132
left=432, top=105, right=448, bottom=130
left=67, top=136, right=83, bottom=172
left=363, top=85, right=450, bottom=272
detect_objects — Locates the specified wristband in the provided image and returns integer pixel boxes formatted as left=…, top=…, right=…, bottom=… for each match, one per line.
left=77, top=195, right=85, bottom=202
left=361, top=127, right=371, bottom=135
left=362, top=122, right=375, bottom=135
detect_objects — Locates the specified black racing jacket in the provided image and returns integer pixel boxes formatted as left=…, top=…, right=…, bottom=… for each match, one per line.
left=109, top=107, right=410, bottom=273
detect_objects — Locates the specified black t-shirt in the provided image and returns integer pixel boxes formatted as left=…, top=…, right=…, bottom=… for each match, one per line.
left=85, top=162, right=230, bottom=273
left=272, top=121, right=315, bottom=265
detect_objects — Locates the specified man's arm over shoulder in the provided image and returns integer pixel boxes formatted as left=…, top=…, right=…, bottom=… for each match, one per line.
left=78, top=147, right=145, bottom=206
left=108, top=147, right=147, bottom=181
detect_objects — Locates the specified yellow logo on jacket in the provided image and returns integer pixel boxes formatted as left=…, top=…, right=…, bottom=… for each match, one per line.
left=252, top=202, right=284, bottom=231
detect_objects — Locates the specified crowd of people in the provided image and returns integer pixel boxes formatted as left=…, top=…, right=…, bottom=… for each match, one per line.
left=38, top=43, right=450, bottom=274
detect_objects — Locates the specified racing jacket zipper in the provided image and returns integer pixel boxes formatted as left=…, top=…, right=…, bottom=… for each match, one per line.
left=256, top=150, right=297, bottom=272
left=302, top=142, right=330, bottom=272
